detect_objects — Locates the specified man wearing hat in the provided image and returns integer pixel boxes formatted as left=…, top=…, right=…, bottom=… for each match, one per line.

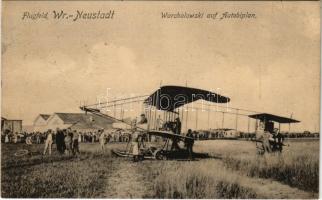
left=72, top=130, right=80, bottom=155
left=138, top=113, right=147, bottom=124
left=137, top=113, right=148, bottom=131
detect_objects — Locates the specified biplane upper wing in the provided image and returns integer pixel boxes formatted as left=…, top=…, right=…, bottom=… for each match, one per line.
left=248, top=113, right=300, bottom=123
left=144, top=85, right=230, bottom=112
left=147, top=130, right=194, bottom=142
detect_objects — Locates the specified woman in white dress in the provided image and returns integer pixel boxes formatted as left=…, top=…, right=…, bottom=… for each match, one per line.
left=4, top=134, right=9, bottom=143
left=43, top=130, right=53, bottom=155
left=99, top=129, right=106, bottom=151
left=131, top=130, right=139, bottom=161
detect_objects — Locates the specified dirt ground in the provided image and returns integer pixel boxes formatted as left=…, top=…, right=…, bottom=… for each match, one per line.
left=100, top=159, right=316, bottom=199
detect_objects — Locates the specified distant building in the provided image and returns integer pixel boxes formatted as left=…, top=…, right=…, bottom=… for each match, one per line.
left=22, top=125, right=34, bottom=133
left=33, top=114, right=51, bottom=132
left=209, top=128, right=240, bottom=139
left=1, top=117, right=23, bottom=134
left=223, top=129, right=241, bottom=139
left=33, top=113, right=116, bottom=132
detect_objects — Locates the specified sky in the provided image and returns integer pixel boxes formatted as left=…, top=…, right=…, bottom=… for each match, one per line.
left=2, top=1, right=320, bottom=132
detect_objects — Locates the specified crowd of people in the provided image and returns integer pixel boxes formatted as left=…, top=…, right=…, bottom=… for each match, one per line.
left=41, top=128, right=81, bottom=155
left=1, top=126, right=138, bottom=157
left=1, top=126, right=318, bottom=147
left=41, top=128, right=133, bottom=155
left=0, top=125, right=142, bottom=158
left=1, top=128, right=132, bottom=145
left=181, top=130, right=319, bottom=140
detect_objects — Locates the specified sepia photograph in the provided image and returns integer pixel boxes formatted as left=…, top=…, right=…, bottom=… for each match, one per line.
left=1, top=1, right=320, bottom=198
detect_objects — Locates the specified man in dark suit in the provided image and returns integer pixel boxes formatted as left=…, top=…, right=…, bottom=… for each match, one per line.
left=56, top=128, right=65, bottom=154
left=185, top=129, right=194, bottom=160
left=175, top=117, right=181, bottom=135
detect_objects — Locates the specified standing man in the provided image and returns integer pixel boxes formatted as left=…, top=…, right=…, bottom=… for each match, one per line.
left=175, top=117, right=182, bottom=135
left=262, top=131, right=272, bottom=153
left=273, top=128, right=284, bottom=152
left=72, top=130, right=80, bottom=155
left=170, top=117, right=182, bottom=150
left=64, top=130, right=72, bottom=155
left=43, top=129, right=53, bottom=155
left=185, top=129, right=194, bottom=160
left=56, top=128, right=65, bottom=154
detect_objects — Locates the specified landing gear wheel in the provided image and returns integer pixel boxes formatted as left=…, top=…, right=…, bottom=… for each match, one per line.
left=138, top=155, right=144, bottom=161
left=155, top=151, right=167, bottom=160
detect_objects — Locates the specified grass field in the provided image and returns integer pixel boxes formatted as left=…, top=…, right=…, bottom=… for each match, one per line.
left=1, top=139, right=319, bottom=198
left=195, top=140, right=319, bottom=192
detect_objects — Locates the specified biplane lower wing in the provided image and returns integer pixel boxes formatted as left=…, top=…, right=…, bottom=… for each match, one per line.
left=111, top=149, right=155, bottom=159
left=147, top=130, right=194, bottom=142
left=111, top=149, right=132, bottom=157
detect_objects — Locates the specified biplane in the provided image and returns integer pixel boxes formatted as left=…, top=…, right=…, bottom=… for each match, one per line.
left=249, top=113, right=300, bottom=154
left=80, top=85, right=230, bottom=160
left=80, top=85, right=300, bottom=158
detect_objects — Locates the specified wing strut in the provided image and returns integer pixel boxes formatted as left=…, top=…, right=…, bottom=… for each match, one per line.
left=80, top=106, right=147, bottom=132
